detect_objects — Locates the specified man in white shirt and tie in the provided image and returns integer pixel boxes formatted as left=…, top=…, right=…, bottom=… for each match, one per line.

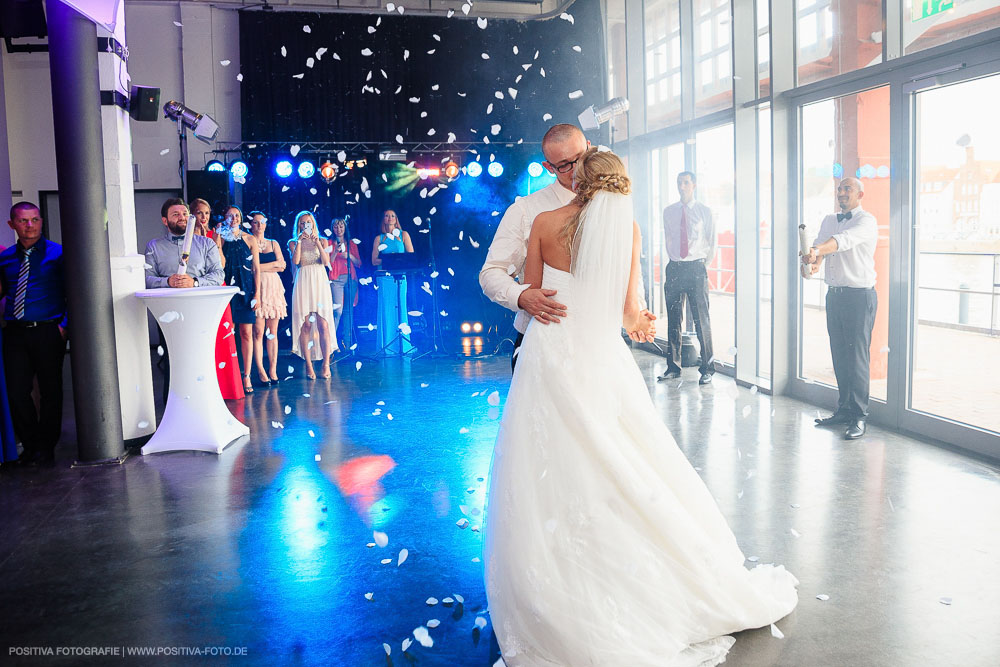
left=659, top=171, right=716, bottom=385
left=802, top=177, right=878, bottom=440
left=480, top=124, right=653, bottom=371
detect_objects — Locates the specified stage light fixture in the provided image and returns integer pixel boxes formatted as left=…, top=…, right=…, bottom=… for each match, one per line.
left=444, top=161, right=460, bottom=179
left=461, top=322, right=472, bottom=334
left=162, top=100, right=220, bottom=142
left=527, top=161, right=544, bottom=178
left=488, top=161, right=504, bottom=177
left=320, top=161, right=338, bottom=183
left=417, top=167, right=441, bottom=179
left=205, top=160, right=225, bottom=172
left=472, top=322, right=483, bottom=333
left=275, top=160, right=294, bottom=178
left=230, top=160, right=249, bottom=179
left=466, top=161, right=483, bottom=178
left=298, top=161, right=316, bottom=179
left=577, top=97, right=630, bottom=131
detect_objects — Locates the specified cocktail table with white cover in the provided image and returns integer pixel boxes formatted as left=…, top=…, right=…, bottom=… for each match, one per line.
left=136, top=286, right=249, bottom=454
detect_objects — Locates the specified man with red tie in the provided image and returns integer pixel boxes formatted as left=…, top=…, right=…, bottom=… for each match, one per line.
left=659, top=171, right=716, bottom=385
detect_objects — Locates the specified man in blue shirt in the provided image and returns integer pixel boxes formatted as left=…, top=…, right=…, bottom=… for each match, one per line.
left=0, top=202, right=68, bottom=467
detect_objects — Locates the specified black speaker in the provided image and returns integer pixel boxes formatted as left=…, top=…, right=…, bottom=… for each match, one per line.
left=186, top=171, right=230, bottom=221
left=0, top=0, right=46, bottom=39
left=129, top=85, right=160, bottom=122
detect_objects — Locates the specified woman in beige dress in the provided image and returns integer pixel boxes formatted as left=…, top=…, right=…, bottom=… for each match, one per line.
left=288, top=211, right=337, bottom=379
left=249, top=211, right=287, bottom=385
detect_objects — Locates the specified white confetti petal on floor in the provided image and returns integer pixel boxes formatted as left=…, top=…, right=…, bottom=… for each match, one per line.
left=402, top=638, right=412, bottom=652
left=816, top=594, right=830, bottom=601
left=939, top=596, right=953, bottom=605
left=475, top=616, right=488, bottom=629
left=383, top=643, right=391, bottom=656
left=356, top=361, right=363, bottom=371
left=380, top=558, right=392, bottom=565
left=373, top=531, right=388, bottom=547
left=425, top=597, right=438, bottom=606
left=770, top=623, right=784, bottom=639
left=568, top=90, right=584, bottom=100
left=220, top=59, right=231, bottom=67
left=364, top=592, right=373, bottom=600
left=790, top=528, right=801, bottom=538
left=413, top=626, right=433, bottom=648
left=560, top=12, right=575, bottom=23
left=427, top=619, right=440, bottom=628
left=456, top=518, right=469, bottom=529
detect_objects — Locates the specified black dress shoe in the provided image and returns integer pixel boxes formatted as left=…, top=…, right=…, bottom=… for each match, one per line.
left=15, top=450, right=41, bottom=467
left=698, top=373, right=713, bottom=385
left=815, top=413, right=851, bottom=427
left=658, top=368, right=682, bottom=381
left=844, top=420, right=867, bottom=440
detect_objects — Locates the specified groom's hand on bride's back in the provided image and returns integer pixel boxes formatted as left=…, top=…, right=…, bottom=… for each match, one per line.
left=518, top=288, right=568, bottom=324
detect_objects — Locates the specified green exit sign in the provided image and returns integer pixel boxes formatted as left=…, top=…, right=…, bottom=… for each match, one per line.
left=913, top=0, right=954, bottom=21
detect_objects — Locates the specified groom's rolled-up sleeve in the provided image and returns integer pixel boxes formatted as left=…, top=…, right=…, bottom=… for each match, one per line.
left=479, top=200, right=531, bottom=313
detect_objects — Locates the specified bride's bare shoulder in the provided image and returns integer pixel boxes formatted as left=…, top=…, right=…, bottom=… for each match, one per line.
left=533, top=203, right=580, bottom=230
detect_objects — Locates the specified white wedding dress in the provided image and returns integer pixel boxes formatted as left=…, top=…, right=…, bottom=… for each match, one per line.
left=484, top=191, right=798, bottom=667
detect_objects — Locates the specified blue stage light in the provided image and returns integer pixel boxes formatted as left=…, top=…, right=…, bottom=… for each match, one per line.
left=230, top=160, right=249, bottom=179
left=527, top=161, right=544, bottom=178
left=275, top=160, right=294, bottom=178
left=205, top=160, right=225, bottom=172
left=298, top=161, right=316, bottom=179
left=466, top=161, right=483, bottom=178
left=488, top=161, right=504, bottom=177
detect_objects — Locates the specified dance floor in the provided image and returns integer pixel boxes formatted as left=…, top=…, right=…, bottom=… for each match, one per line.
left=1, top=349, right=998, bottom=666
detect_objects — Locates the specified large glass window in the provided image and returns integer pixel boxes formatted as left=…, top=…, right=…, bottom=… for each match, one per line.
left=606, top=0, right=629, bottom=140
left=695, top=123, right=736, bottom=366
left=645, top=0, right=683, bottom=132
left=649, top=142, right=686, bottom=322
left=757, top=0, right=771, bottom=99
left=904, top=1, right=1000, bottom=55
left=796, top=0, right=883, bottom=87
left=758, top=106, right=773, bottom=381
left=693, top=0, right=733, bottom=115
left=911, top=73, right=1000, bottom=434
left=799, top=87, right=891, bottom=401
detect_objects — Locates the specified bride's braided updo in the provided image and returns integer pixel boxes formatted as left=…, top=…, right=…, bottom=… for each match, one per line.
left=560, top=148, right=631, bottom=252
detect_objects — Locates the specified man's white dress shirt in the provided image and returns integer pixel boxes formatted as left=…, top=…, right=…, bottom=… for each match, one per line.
left=812, top=206, right=878, bottom=288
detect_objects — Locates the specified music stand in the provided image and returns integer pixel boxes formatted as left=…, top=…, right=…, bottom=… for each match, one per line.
left=374, top=253, right=426, bottom=358
left=412, top=215, right=449, bottom=360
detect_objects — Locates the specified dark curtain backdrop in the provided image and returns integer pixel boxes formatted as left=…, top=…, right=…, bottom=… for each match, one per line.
left=237, top=4, right=605, bottom=351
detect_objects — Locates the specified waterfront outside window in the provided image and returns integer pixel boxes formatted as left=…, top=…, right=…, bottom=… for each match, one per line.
left=904, top=1, right=1000, bottom=55
left=645, top=0, right=683, bottom=132
left=799, top=87, right=891, bottom=402
left=911, top=73, right=1000, bottom=434
left=796, top=0, right=884, bottom=87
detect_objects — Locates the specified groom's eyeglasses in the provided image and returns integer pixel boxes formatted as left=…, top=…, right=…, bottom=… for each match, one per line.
left=549, top=152, right=585, bottom=174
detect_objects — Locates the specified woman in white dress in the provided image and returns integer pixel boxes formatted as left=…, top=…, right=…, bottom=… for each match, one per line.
left=288, top=211, right=337, bottom=379
left=484, top=149, right=798, bottom=667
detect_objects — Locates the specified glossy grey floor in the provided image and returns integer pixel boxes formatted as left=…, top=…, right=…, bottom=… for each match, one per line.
left=1, top=349, right=998, bottom=666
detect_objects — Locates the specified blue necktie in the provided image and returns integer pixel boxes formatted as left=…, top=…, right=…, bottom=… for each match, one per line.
left=13, top=247, right=33, bottom=320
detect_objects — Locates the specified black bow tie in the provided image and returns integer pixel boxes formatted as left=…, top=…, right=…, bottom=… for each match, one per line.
left=171, top=235, right=185, bottom=241
left=837, top=211, right=853, bottom=222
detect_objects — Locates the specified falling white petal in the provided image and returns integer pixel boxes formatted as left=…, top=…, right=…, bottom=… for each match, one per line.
left=568, top=90, right=584, bottom=100
left=361, top=48, right=373, bottom=56
left=560, top=12, right=575, bottom=24
left=220, top=59, right=231, bottom=67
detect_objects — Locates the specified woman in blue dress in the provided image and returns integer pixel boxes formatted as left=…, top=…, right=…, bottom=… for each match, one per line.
left=370, top=210, right=414, bottom=355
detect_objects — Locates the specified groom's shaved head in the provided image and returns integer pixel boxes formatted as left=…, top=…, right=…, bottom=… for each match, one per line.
left=542, top=124, right=585, bottom=159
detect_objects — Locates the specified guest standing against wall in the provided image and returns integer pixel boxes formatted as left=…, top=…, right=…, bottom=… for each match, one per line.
left=658, top=171, right=717, bottom=385
left=0, top=202, right=68, bottom=467
left=329, top=217, right=361, bottom=351
left=215, top=206, right=261, bottom=395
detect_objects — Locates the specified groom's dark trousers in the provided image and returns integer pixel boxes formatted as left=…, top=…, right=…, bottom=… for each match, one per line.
left=511, top=332, right=525, bottom=373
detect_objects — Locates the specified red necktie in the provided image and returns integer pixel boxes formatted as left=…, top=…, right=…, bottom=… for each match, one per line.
left=679, top=206, right=689, bottom=259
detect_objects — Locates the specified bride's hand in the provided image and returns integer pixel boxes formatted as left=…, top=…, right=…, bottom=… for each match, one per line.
left=627, top=310, right=656, bottom=343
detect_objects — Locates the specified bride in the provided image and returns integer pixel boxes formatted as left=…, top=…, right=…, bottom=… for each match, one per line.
left=484, top=148, right=798, bottom=666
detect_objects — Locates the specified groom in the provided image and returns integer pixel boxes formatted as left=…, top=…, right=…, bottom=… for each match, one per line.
left=480, top=124, right=653, bottom=370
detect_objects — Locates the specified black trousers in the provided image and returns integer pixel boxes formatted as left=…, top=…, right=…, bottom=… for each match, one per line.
left=826, top=287, right=877, bottom=419
left=511, top=332, right=525, bottom=374
left=2, top=322, right=66, bottom=456
left=664, top=260, right=714, bottom=374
